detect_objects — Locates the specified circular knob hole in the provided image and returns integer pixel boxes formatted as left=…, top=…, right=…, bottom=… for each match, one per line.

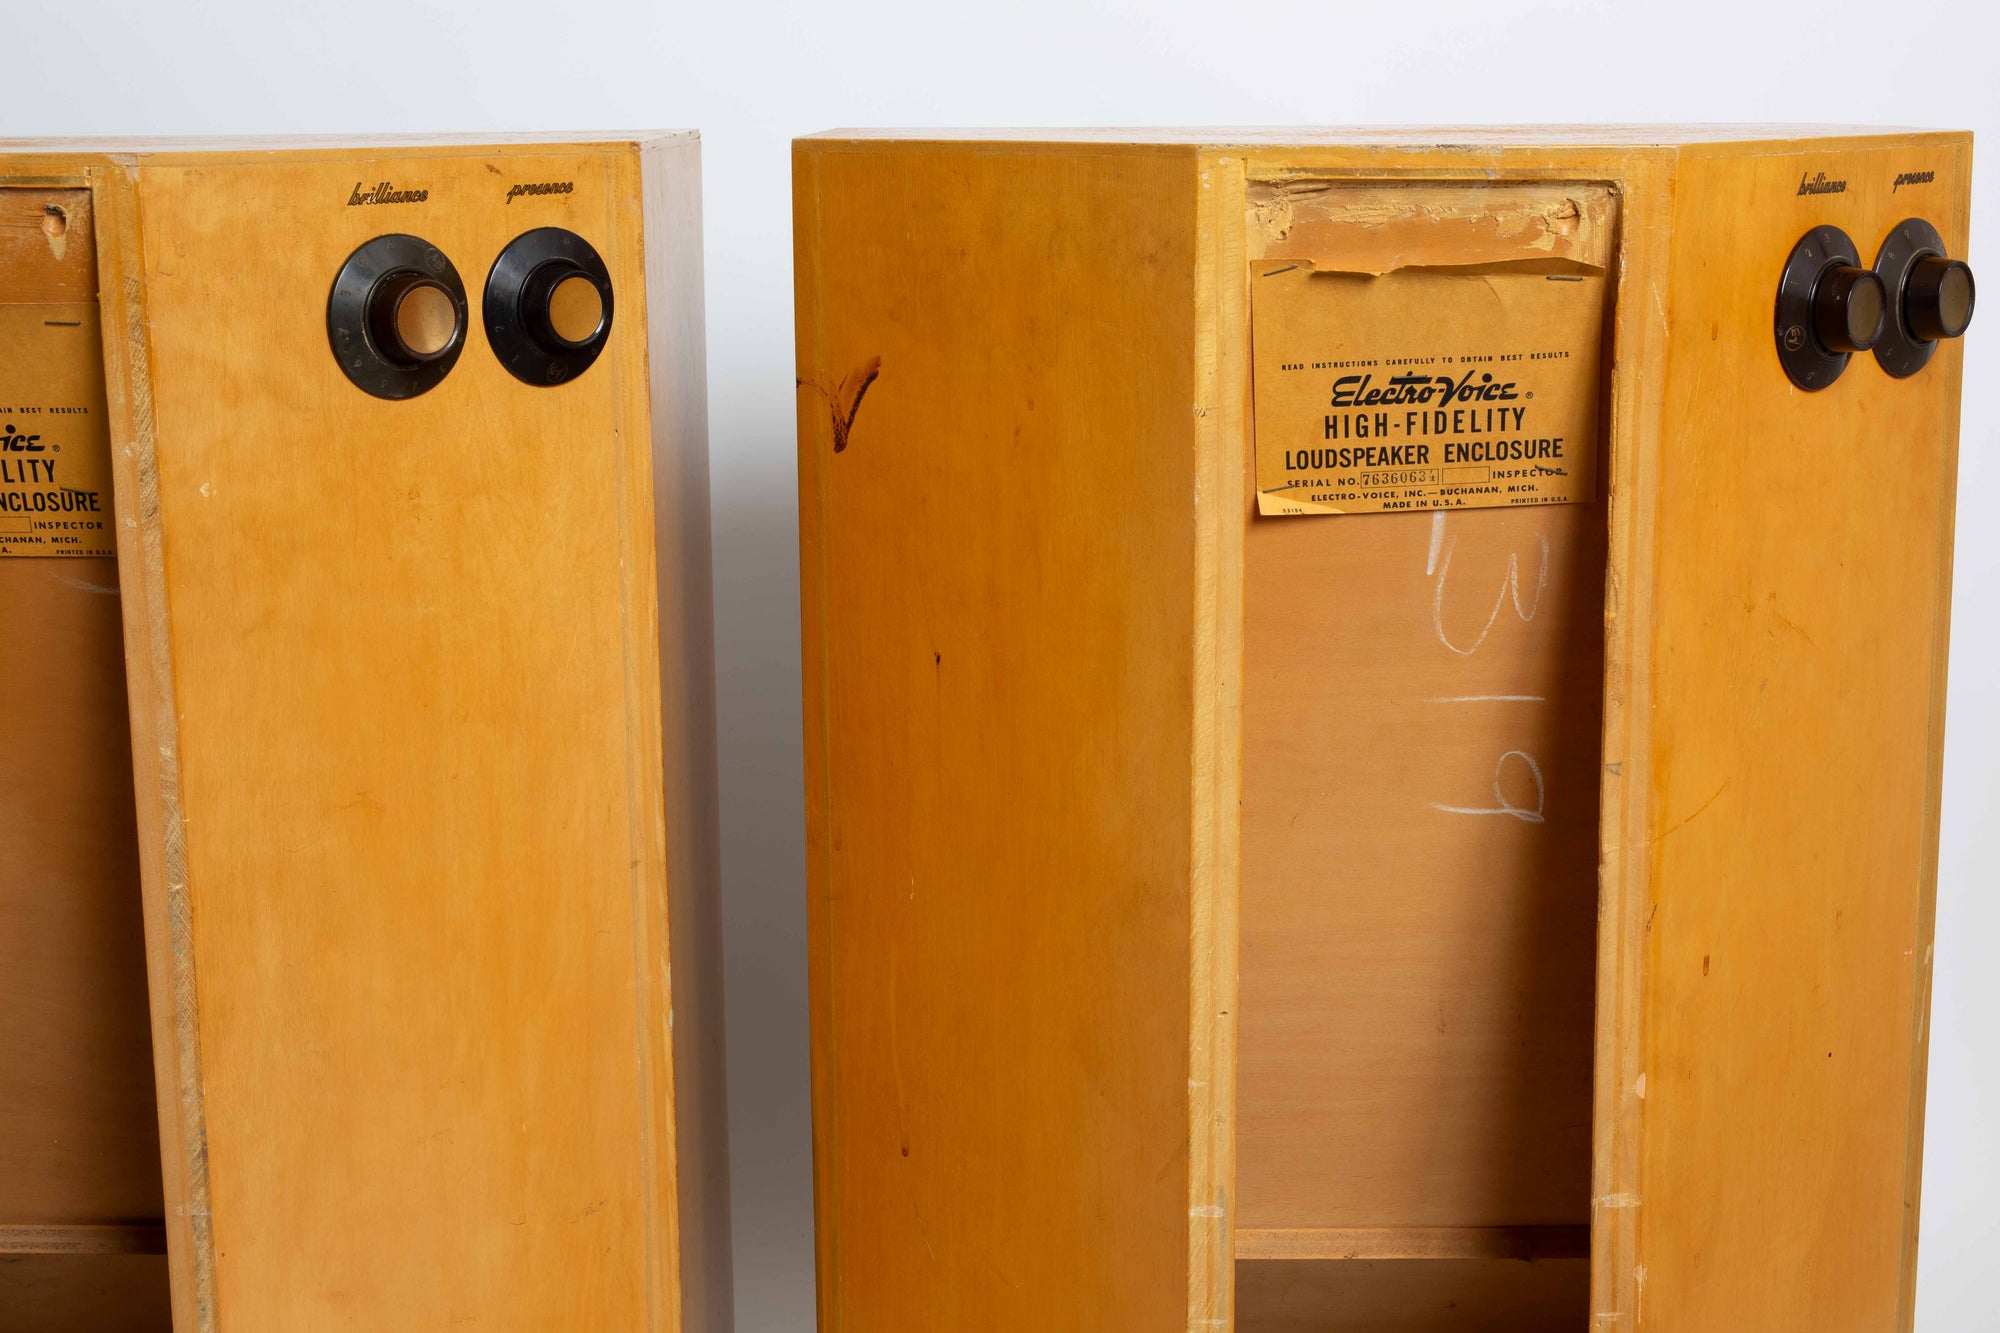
left=520, top=261, right=609, bottom=353
left=1906, top=255, right=1976, bottom=342
left=1813, top=264, right=1886, bottom=355
left=369, top=271, right=463, bottom=367
left=546, top=274, right=605, bottom=346
left=395, top=282, right=459, bottom=359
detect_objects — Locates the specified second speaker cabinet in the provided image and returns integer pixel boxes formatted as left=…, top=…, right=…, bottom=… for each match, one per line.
left=793, top=128, right=1971, bottom=1332
left=1, top=135, right=729, bottom=1333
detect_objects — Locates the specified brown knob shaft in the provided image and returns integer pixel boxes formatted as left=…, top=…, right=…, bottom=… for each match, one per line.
left=1813, top=264, right=1887, bottom=354
left=523, top=262, right=607, bottom=351
left=1904, top=255, right=1976, bottom=342
left=369, top=271, right=461, bottom=366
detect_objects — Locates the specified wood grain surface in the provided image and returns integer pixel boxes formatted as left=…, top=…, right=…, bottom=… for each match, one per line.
left=1236, top=183, right=1614, bottom=1240
left=30, top=136, right=727, bottom=1333
left=797, top=139, right=1208, bottom=1332
left=0, top=1254, right=172, bottom=1333
left=1625, top=133, right=1970, bottom=1333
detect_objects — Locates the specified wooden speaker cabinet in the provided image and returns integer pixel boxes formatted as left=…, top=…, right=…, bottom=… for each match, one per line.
left=793, top=128, right=1972, bottom=1332
left=1, top=136, right=729, bottom=1333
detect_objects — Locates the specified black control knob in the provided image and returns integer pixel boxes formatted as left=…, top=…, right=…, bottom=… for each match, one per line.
left=1777, top=226, right=1870, bottom=390
left=368, top=270, right=463, bottom=366
left=1903, top=255, right=1975, bottom=342
left=327, top=234, right=469, bottom=400
left=484, top=228, right=615, bottom=386
left=1812, top=264, right=1886, bottom=354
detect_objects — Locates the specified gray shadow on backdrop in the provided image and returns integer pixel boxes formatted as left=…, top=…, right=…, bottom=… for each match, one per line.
left=709, top=430, right=816, bottom=1333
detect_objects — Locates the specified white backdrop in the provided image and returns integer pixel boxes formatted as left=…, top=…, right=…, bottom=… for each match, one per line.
left=8, top=1, right=1993, bottom=1328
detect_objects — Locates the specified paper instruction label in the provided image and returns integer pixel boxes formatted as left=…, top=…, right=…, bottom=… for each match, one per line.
left=0, top=304, right=115, bottom=557
left=1251, top=262, right=1606, bottom=517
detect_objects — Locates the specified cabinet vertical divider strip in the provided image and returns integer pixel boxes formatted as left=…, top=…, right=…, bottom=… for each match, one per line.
left=95, top=156, right=215, bottom=1333
left=1189, top=146, right=1250, bottom=1333
left=1591, top=151, right=1679, bottom=1333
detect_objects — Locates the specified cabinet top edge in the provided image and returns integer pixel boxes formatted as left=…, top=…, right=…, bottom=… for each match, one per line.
left=0, top=131, right=697, bottom=164
left=796, top=125, right=1968, bottom=152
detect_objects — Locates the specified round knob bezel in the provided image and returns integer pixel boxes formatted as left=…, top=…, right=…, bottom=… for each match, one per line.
left=484, top=228, right=615, bottom=387
left=1776, top=225, right=1867, bottom=392
left=1873, top=218, right=1974, bottom=379
left=328, top=234, right=469, bottom=400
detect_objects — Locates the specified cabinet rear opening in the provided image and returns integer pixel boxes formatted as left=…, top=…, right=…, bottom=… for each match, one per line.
left=1235, top=498, right=1607, bottom=1331
left=1235, top=176, right=1615, bottom=1332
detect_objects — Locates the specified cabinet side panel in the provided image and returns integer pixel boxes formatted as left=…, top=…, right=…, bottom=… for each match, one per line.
left=640, top=135, right=732, bottom=1333
left=1638, top=137, right=1968, bottom=1332
left=796, top=141, right=1199, bottom=1331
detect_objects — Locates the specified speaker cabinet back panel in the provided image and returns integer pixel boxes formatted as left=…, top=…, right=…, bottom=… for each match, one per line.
left=794, top=128, right=1969, bottom=1333
left=1236, top=182, right=1614, bottom=1246
left=0, top=182, right=171, bottom=1332
left=1, top=136, right=728, bottom=1333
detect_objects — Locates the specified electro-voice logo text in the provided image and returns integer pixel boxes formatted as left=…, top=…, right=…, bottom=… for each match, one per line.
left=1330, top=370, right=1521, bottom=409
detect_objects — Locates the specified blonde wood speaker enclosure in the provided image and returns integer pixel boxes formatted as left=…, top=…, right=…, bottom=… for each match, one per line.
left=0, top=136, right=728, bottom=1333
left=793, top=128, right=1969, bottom=1332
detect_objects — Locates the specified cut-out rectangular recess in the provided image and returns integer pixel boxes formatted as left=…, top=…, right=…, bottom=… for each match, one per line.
left=1234, top=179, right=1617, bottom=1330
left=0, top=183, right=172, bottom=1331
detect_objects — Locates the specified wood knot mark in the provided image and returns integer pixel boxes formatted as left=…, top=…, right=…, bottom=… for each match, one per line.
left=800, top=356, right=881, bottom=453
left=42, top=205, right=69, bottom=260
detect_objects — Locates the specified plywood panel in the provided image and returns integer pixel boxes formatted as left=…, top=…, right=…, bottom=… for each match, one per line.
left=0, top=188, right=94, bottom=301
left=0, top=1255, right=171, bottom=1333
left=1235, top=1257, right=1587, bottom=1333
left=1238, top=504, right=1604, bottom=1229
left=1235, top=1225, right=1587, bottom=1261
left=0, top=556, right=158, bottom=1226
left=1236, top=179, right=1610, bottom=1232
left=796, top=140, right=1206, bottom=1331
left=1630, top=136, right=1970, bottom=1333
left=104, top=144, right=698, bottom=1333
left=0, top=186, right=163, bottom=1233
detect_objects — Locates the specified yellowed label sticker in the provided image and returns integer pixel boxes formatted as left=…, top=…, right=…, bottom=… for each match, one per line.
left=0, top=303, right=115, bottom=557
left=1251, top=262, right=1607, bottom=516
